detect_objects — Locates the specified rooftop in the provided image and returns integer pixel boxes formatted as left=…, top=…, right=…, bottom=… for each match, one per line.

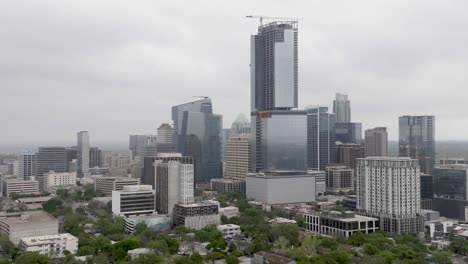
left=20, top=233, right=77, bottom=246
left=0, top=211, right=57, bottom=227
left=255, top=251, right=294, bottom=264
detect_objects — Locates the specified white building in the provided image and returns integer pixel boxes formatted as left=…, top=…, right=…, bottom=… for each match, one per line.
left=246, top=170, right=316, bottom=205
left=356, top=157, right=423, bottom=234
left=173, top=201, right=221, bottom=230
left=112, top=185, right=155, bottom=216
left=0, top=211, right=59, bottom=245
left=95, top=176, right=140, bottom=196
left=19, top=233, right=78, bottom=257
left=220, top=206, right=239, bottom=219
left=155, top=160, right=194, bottom=214
left=217, top=224, right=241, bottom=238
left=44, top=171, right=76, bottom=192
left=2, top=178, right=39, bottom=197
left=18, top=150, right=35, bottom=181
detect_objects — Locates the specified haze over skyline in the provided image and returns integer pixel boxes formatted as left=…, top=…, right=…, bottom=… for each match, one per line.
left=2, top=0, right=468, bottom=146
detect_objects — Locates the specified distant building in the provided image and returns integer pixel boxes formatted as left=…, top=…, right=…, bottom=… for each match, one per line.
left=336, top=143, right=365, bottom=169
left=112, top=185, right=155, bottom=216
left=18, top=150, right=35, bottom=181
left=157, top=123, right=174, bottom=144
left=44, top=171, right=77, bottom=192
left=433, top=164, right=468, bottom=220
left=224, top=134, right=250, bottom=180
left=230, top=114, right=250, bottom=136
left=129, top=135, right=157, bottom=160
left=325, top=165, right=354, bottom=193
left=420, top=174, right=433, bottom=210
left=306, top=106, right=336, bottom=171
left=440, top=158, right=468, bottom=165
left=246, top=170, right=316, bottom=205
left=173, top=201, right=221, bottom=230
left=77, top=131, right=90, bottom=177
left=253, top=251, right=296, bottom=264
left=333, top=93, right=351, bottom=123
left=154, top=160, right=194, bottom=215
left=3, top=178, right=39, bottom=197
left=17, top=196, right=52, bottom=210
left=365, top=127, right=388, bottom=157
left=210, top=178, right=246, bottom=194
left=141, top=153, right=192, bottom=188
left=220, top=206, right=239, bottom=219
left=36, top=147, right=67, bottom=191
left=217, top=224, right=241, bottom=238
left=124, top=214, right=171, bottom=233
left=19, top=233, right=78, bottom=257
left=356, top=157, right=423, bottom=234
left=335, top=123, right=362, bottom=144
left=0, top=211, right=59, bottom=245
left=399, top=116, right=435, bottom=174
left=89, top=147, right=102, bottom=168
left=94, top=176, right=140, bottom=196
left=304, top=211, right=379, bottom=238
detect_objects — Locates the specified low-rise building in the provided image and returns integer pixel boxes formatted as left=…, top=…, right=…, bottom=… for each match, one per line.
left=44, top=171, right=76, bottom=192
left=2, top=178, right=39, bottom=197
left=127, top=248, right=154, bottom=260
left=173, top=201, right=221, bottom=230
left=304, top=211, right=379, bottom=238
left=17, top=196, right=52, bottom=210
left=253, top=251, right=296, bottom=264
left=217, top=224, right=241, bottom=238
left=210, top=178, right=246, bottom=194
left=19, top=233, right=78, bottom=257
left=112, top=185, right=155, bottom=216
left=124, top=214, right=171, bottom=233
left=0, top=211, right=59, bottom=245
left=220, top=206, right=239, bottom=219
left=95, top=176, right=140, bottom=196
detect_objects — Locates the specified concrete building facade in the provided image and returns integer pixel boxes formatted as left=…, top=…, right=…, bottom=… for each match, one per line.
left=0, top=211, right=59, bottom=245
left=94, top=176, right=140, bottom=196
left=77, top=131, right=90, bottom=177
left=19, top=233, right=78, bottom=257
left=365, top=127, right=388, bottom=157
left=112, top=185, right=155, bottom=216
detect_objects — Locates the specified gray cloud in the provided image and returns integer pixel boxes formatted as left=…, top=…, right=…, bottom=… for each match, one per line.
left=1, top=0, right=467, bottom=148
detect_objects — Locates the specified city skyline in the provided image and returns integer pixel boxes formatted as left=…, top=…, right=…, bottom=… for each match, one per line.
left=2, top=1, right=468, bottom=147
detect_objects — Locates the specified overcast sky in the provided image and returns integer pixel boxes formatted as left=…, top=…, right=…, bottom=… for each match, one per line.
left=1, top=0, right=468, bottom=148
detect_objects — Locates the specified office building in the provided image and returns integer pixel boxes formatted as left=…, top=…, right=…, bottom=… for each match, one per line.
left=421, top=174, right=433, bottom=210
left=440, top=158, right=468, bottom=165
left=173, top=201, right=221, bottom=230
left=336, top=143, right=365, bottom=169
left=141, top=154, right=192, bottom=188
left=0, top=211, right=59, bottom=245
left=36, top=147, right=67, bottom=191
left=432, top=165, right=468, bottom=220
left=3, top=178, right=39, bottom=197
left=105, top=153, right=130, bottom=169
left=304, top=211, right=379, bottom=238
left=365, top=127, right=388, bottom=157
left=314, top=170, right=326, bottom=196
left=19, top=233, right=78, bottom=257
left=44, top=171, right=76, bottom=192
left=77, top=131, right=90, bottom=177
left=333, top=93, right=351, bottom=123
left=335, top=122, right=362, bottom=144
left=246, top=170, right=316, bottom=205
left=356, top=157, right=423, bottom=234
left=94, top=176, right=140, bottom=196
left=154, top=160, right=194, bottom=215
left=172, top=98, right=223, bottom=183
left=89, top=147, right=102, bottom=168
left=225, top=134, right=250, bottom=180
left=112, top=185, right=155, bottom=216
left=399, top=116, right=435, bottom=174
left=230, top=114, right=250, bottom=136
left=217, top=224, right=241, bottom=238
left=210, top=178, right=246, bottom=193
left=157, top=123, right=174, bottom=144
left=306, top=106, right=336, bottom=171
left=65, top=147, right=77, bottom=172
left=129, top=135, right=157, bottom=159
left=18, top=150, right=35, bottom=181
left=325, top=165, right=354, bottom=193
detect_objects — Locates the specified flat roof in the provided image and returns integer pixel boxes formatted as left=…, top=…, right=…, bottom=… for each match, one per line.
left=20, top=233, right=77, bottom=246
left=0, top=211, right=57, bottom=227
left=17, top=197, right=52, bottom=203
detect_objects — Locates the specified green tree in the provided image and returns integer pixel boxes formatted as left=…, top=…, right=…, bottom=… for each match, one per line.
left=42, top=198, right=63, bottom=214
left=146, top=239, right=170, bottom=255
left=269, top=223, right=300, bottom=245
left=14, top=252, right=50, bottom=264
left=273, top=236, right=290, bottom=252
left=295, top=215, right=305, bottom=228
left=430, top=250, right=452, bottom=264
left=134, top=222, right=148, bottom=235
left=77, top=245, right=95, bottom=256
left=225, top=254, right=239, bottom=264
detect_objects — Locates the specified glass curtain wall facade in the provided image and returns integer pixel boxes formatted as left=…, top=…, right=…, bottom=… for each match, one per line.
left=307, top=106, right=336, bottom=171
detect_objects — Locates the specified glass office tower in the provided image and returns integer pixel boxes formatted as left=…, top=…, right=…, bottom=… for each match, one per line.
left=399, top=116, right=435, bottom=174
left=306, top=106, right=336, bottom=171
left=172, top=98, right=222, bottom=183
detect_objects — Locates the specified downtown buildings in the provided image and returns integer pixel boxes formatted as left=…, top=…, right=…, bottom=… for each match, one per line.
left=365, top=127, right=388, bottom=157
left=77, top=131, right=89, bottom=177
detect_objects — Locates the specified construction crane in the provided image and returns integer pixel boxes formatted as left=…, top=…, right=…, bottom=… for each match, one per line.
left=246, top=15, right=300, bottom=26
left=193, top=96, right=209, bottom=99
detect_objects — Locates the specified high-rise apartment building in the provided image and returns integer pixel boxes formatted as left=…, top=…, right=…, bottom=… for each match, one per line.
left=356, top=157, right=423, bottom=234
left=399, top=116, right=435, bottom=174
left=336, top=143, right=365, bottom=169
left=77, top=131, right=89, bottom=177
left=89, top=147, right=102, bottom=168
left=333, top=93, right=351, bottom=123
left=172, top=98, right=222, bottom=183
left=36, top=147, right=67, bottom=191
left=154, top=160, right=194, bottom=215
left=224, top=134, right=250, bottom=180
left=335, top=122, right=362, bottom=144
left=18, top=150, right=35, bottom=181
left=365, top=127, right=388, bottom=157
left=306, top=106, right=336, bottom=171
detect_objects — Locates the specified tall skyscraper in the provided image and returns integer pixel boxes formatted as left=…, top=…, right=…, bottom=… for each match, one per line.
left=365, top=127, right=388, bottom=157
left=250, top=20, right=298, bottom=112
left=230, top=114, right=251, bottom=136
left=224, top=134, right=250, bottom=180
left=306, top=106, right=336, bottom=171
left=129, top=135, right=158, bottom=159
left=399, top=116, right=435, bottom=174
left=356, top=157, right=423, bottom=234
left=18, top=150, right=35, bottom=181
left=335, top=122, right=362, bottom=144
left=77, top=131, right=89, bottom=177
left=155, top=160, right=194, bottom=214
left=157, top=123, right=174, bottom=144
left=36, top=147, right=67, bottom=191
left=172, top=98, right=222, bottom=183
left=333, top=93, right=351, bottom=123
left=89, top=147, right=102, bottom=168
